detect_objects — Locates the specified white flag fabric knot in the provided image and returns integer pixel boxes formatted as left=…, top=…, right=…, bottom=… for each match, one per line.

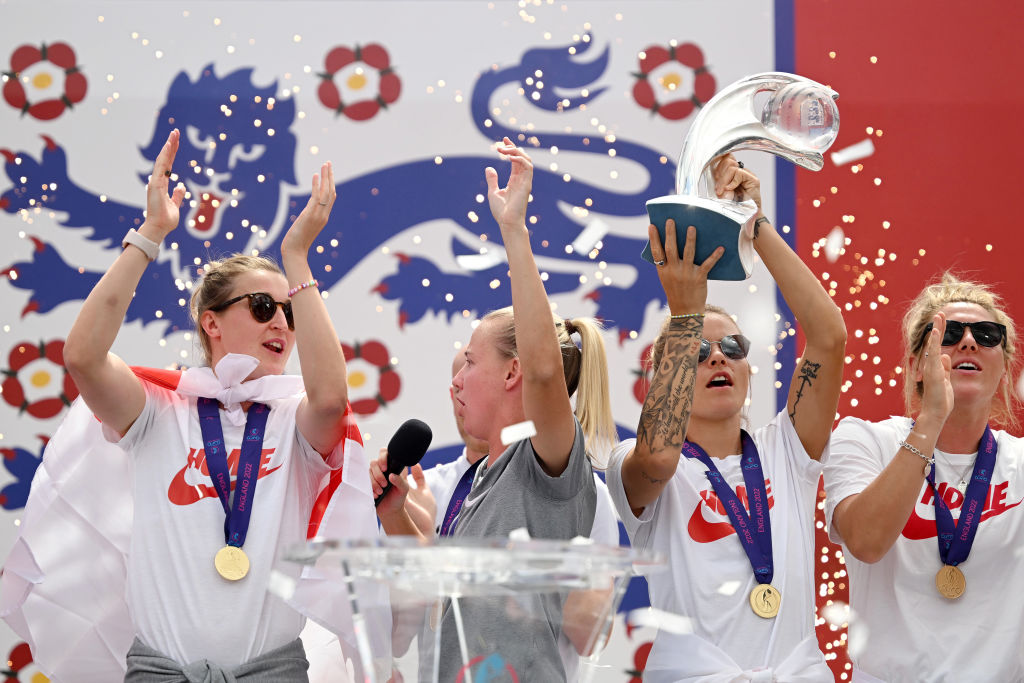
left=175, top=353, right=305, bottom=425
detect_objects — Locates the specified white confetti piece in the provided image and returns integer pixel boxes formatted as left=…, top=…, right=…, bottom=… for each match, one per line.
left=830, top=137, right=876, bottom=166
left=627, top=607, right=693, bottom=635
left=456, top=249, right=506, bottom=271
left=571, top=218, right=610, bottom=255
left=267, top=569, right=297, bottom=600
left=825, top=226, right=845, bottom=263
left=501, top=420, right=536, bottom=446
left=820, top=600, right=850, bottom=627
left=848, top=621, right=869, bottom=659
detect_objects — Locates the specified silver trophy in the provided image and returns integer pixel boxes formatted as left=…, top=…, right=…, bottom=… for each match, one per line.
left=642, top=73, right=840, bottom=280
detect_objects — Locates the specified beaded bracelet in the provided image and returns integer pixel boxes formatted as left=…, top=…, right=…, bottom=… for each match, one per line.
left=897, top=438, right=934, bottom=476
left=287, top=279, right=319, bottom=298
left=670, top=313, right=705, bottom=320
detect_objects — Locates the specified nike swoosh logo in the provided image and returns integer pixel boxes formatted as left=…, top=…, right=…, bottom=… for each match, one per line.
left=902, top=497, right=1023, bottom=540
left=687, top=503, right=737, bottom=543
left=168, top=461, right=283, bottom=506
left=687, top=489, right=776, bottom=544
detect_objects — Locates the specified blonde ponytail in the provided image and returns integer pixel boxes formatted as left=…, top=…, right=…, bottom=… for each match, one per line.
left=563, top=317, right=617, bottom=468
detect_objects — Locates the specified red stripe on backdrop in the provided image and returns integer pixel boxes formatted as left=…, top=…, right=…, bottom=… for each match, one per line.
left=795, top=1, right=1024, bottom=678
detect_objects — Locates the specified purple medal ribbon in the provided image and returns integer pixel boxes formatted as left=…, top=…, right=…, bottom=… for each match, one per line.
left=683, top=432, right=774, bottom=585
left=197, top=397, right=270, bottom=549
left=926, top=424, right=997, bottom=566
left=438, top=459, right=482, bottom=537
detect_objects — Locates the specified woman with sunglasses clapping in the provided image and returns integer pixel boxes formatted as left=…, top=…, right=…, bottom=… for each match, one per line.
left=607, top=155, right=845, bottom=681
left=58, top=129, right=356, bottom=680
left=824, top=273, right=1024, bottom=682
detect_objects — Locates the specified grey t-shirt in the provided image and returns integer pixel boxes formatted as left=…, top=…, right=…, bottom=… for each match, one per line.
left=435, top=418, right=596, bottom=682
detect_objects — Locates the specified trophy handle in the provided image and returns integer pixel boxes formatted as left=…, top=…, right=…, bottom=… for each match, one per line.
left=676, top=72, right=840, bottom=197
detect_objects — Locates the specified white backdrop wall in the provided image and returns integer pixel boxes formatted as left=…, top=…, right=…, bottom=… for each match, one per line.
left=0, top=1, right=784, bottom=679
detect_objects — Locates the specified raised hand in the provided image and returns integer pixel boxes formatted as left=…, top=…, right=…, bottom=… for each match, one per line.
left=484, top=137, right=533, bottom=228
left=646, top=219, right=723, bottom=315
left=918, top=312, right=955, bottom=425
left=144, top=129, right=187, bottom=239
left=282, top=162, right=336, bottom=255
left=711, top=154, right=762, bottom=211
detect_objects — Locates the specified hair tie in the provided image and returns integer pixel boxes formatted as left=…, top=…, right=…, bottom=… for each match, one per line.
left=563, top=318, right=577, bottom=336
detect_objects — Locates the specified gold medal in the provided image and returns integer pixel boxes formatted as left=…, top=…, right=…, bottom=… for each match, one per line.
left=749, top=583, right=781, bottom=618
left=935, top=564, right=966, bottom=599
left=215, top=545, right=250, bottom=581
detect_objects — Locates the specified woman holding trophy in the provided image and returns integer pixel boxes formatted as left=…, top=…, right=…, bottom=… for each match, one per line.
left=825, top=274, right=1024, bottom=682
left=608, top=154, right=845, bottom=681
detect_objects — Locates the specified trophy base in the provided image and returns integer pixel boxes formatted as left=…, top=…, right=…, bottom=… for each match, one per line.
left=642, top=195, right=757, bottom=281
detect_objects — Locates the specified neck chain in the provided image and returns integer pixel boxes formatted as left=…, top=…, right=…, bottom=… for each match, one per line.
left=933, top=450, right=976, bottom=494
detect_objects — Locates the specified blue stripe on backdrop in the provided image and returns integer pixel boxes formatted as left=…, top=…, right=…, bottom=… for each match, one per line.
left=773, top=0, right=797, bottom=414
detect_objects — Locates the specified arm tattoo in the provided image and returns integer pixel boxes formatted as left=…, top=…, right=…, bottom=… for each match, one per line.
left=752, top=215, right=769, bottom=240
left=788, top=359, right=821, bottom=426
left=640, top=470, right=669, bottom=485
left=636, top=317, right=702, bottom=459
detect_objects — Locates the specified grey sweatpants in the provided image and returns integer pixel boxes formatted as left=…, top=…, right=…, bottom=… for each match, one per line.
left=124, top=637, right=309, bottom=683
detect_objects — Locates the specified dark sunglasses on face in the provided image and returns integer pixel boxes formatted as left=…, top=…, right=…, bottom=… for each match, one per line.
left=699, top=334, right=751, bottom=364
left=914, top=319, right=1007, bottom=352
left=209, top=292, right=294, bottom=330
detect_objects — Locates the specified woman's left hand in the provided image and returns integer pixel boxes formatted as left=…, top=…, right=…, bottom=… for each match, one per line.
left=282, top=161, right=336, bottom=254
left=711, top=154, right=761, bottom=210
left=485, top=137, right=533, bottom=228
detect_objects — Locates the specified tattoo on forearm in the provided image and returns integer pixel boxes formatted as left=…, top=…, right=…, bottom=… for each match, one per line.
left=636, top=317, right=702, bottom=459
left=789, top=359, right=821, bottom=426
left=640, top=470, right=668, bottom=485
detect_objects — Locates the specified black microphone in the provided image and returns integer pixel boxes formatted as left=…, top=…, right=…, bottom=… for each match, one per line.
left=374, top=418, right=433, bottom=507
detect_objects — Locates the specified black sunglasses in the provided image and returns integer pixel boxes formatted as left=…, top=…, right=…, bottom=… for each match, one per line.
left=209, top=292, right=294, bottom=330
left=699, top=334, right=751, bottom=364
left=914, top=319, right=1006, bottom=352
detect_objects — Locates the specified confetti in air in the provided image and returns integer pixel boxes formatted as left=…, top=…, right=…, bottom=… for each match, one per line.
left=500, top=420, right=537, bottom=446
left=627, top=607, right=694, bottom=635
left=571, top=217, right=610, bottom=255
left=830, top=138, right=876, bottom=166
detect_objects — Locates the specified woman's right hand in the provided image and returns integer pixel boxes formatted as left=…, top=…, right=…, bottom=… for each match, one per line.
left=484, top=137, right=533, bottom=229
left=647, top=220, right=723, bottom=315
left=711, top=154, right=762, bottom=210
left=918, top=312, right=955, bottom=426
left=370, top=446, right=411, bottom=517
left=143, top=129, right=186, bottom=240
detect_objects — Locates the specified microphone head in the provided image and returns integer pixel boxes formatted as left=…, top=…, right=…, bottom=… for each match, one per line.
left=386, top=418, right=433, bottom=470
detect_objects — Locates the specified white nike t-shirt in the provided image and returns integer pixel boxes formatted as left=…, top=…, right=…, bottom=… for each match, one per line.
left=113, top=381, right=339, bottom=668
left=825, top=416, right=1024, bottom=683
left=607, top=411, right=831, bottom=681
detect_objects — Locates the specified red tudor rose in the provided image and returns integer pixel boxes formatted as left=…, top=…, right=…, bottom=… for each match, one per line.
left=4, top=642, right=35, bottom=682
left=317, top=43, right=401, bottom=121
left=341, top=339, right=401, bottom=415
left=1, top=339, right=79, bottom=419
left=632, top=42, right=715, bottom=121
left=2, top=42, right=87, bottom=121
